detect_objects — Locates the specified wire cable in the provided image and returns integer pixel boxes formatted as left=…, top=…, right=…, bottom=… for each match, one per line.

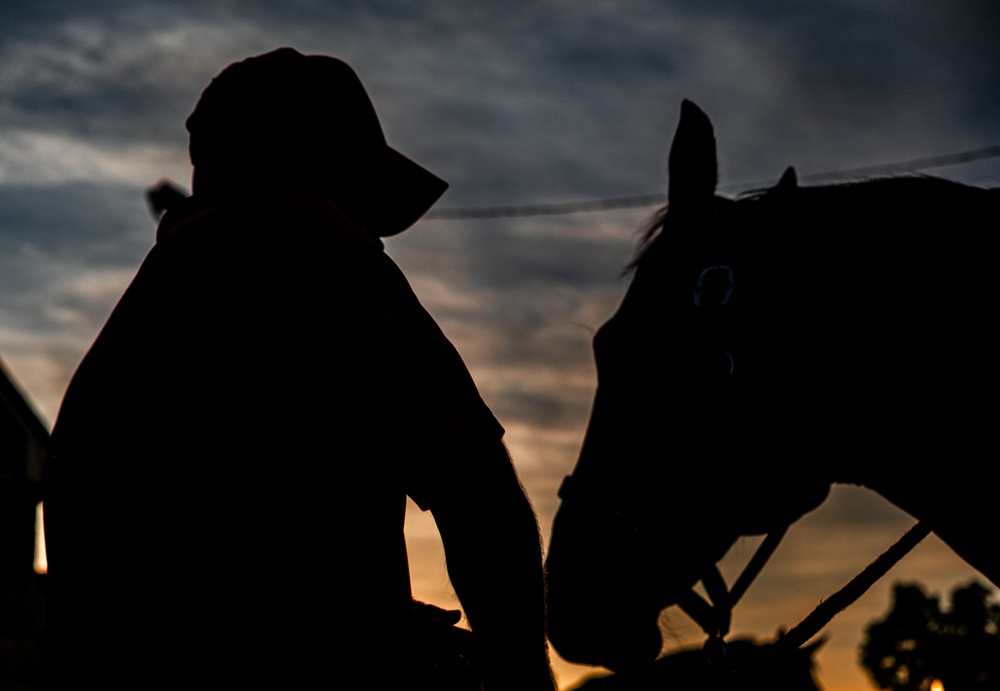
left=424, top=144, right=1000, bottom=220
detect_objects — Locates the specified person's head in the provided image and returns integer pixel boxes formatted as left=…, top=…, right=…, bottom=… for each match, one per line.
left=185, top=47, right=447, bottom=236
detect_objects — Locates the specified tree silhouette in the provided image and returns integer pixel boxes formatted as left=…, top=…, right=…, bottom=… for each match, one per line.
left=859, top=580, right=1000, bottom=691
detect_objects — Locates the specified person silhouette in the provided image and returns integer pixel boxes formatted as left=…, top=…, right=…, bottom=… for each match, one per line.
left=42, top=47, right=555, bottom=691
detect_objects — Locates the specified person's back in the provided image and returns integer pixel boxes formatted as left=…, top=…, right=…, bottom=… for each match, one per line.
left=43, top=48, right=555, bottom=690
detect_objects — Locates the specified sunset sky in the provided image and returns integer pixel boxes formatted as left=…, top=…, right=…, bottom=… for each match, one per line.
left=2, top=1, right=998, bottom=689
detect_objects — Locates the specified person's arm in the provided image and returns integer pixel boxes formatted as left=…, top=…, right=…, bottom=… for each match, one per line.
left=429, top=441, right=557, bottom=691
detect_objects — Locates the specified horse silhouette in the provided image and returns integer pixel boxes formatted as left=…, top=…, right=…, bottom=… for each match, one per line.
left=544, top=99, right=1000, bottom=675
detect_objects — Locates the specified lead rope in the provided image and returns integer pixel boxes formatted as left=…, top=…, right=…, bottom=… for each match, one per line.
left=676, top=521, right=931, bottom=663
left=773, top=520, right=931, bottom=652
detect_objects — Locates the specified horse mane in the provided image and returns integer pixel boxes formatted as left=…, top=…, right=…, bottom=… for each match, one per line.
left=625, top=173, right=989, bottom=275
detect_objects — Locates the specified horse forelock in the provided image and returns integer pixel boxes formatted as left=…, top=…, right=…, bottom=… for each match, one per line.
left=626, top=195, right=735, bottom=274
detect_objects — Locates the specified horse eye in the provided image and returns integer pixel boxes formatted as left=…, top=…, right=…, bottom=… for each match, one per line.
left=693, top=265, right=734, bottom=308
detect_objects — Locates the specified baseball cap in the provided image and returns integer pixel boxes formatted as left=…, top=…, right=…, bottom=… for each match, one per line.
left=185, top=47, right=448, bottom=236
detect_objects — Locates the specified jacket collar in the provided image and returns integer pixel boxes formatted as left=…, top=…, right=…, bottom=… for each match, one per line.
left=154, top=193, right=385, bottom=250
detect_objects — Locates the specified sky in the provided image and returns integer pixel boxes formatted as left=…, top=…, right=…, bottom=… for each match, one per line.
left=2, top=1, right=998, bottom=689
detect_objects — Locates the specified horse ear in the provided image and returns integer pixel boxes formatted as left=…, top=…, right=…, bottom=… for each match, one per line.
left=777, top=166, right=798, bottom=189
left=668, top=99, right=718, bottom=210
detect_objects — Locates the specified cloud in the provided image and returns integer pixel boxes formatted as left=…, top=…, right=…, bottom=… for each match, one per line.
left=2, top=1, right=994, bottom=200
left=0, top=182, right=152, bottom=259
left=0, top=181, right=155, bottom=422
left=0, top=130, right=186, bottom=186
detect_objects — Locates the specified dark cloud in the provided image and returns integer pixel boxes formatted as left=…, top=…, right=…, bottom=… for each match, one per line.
left=0, top=182, right=152, bottom=260
left=492, top=389, right=582, bottom=431
left=0, top=181, right=155, bottom=420
left=462, top=223, right=637, bottom=292
left=4, top=1, right=993, bottom=198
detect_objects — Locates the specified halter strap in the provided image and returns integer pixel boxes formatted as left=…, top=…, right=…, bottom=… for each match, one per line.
left=678, top=521, right=931, bottom=659
left=675, top=527, right=788, bottom=640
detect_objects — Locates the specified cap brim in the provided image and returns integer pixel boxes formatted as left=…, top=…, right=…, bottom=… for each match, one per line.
left=369, top=147, right=449, bottom=237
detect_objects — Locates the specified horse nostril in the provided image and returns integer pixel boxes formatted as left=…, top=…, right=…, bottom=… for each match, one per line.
left=694, top=265, right=734, bottom=308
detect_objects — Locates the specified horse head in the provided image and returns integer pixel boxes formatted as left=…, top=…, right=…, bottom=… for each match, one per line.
left=546, top=98, right=999, bottom=673
left=545, top=100, right=844, bottom=671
